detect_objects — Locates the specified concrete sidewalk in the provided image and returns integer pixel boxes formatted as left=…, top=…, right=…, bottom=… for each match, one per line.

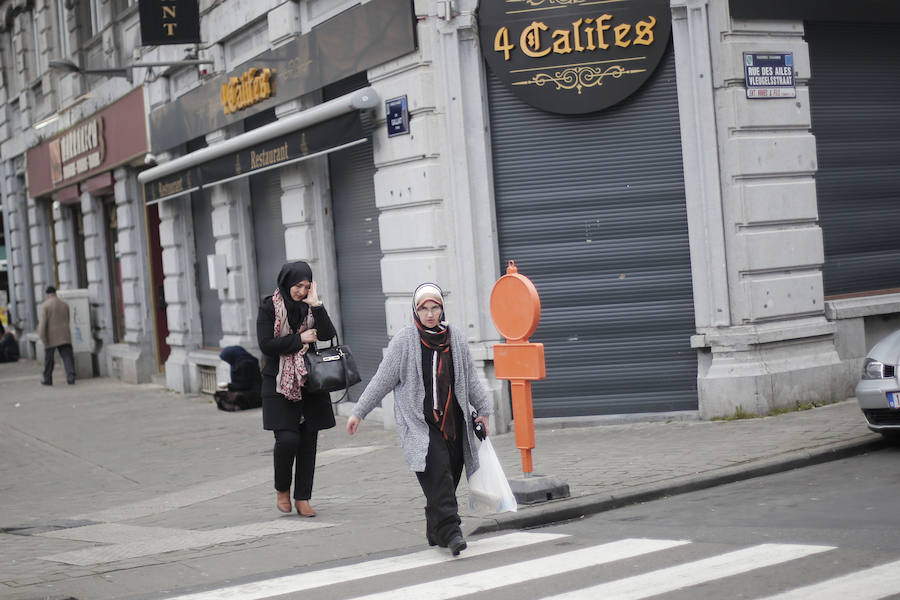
left=0, top=358, right=884, bottom=599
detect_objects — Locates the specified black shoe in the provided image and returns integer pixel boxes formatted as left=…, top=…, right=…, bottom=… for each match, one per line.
left=67, top=379, right=75, bottom=385
left=426, top=532, right=447, bottom=548
left=448, top=535, right=467, bottom=556
left=41, top=381, right=52, bottom=386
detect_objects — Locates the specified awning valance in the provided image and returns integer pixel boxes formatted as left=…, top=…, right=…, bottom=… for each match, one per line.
left=140, top=87, right=377, bottom=205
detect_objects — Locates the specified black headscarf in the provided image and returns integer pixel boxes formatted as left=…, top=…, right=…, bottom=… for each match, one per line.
left=276, top=261, right=313, bottom=331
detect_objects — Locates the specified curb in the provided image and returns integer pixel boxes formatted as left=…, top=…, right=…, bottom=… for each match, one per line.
left=471, top=435, right=884, bottom=535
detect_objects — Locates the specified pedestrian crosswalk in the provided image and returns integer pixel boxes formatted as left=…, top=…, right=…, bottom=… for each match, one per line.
left=157, top=531, right=900, bottom=600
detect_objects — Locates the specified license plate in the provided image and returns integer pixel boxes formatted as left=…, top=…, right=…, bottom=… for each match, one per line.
left=888, top=392, right=900, bottom=409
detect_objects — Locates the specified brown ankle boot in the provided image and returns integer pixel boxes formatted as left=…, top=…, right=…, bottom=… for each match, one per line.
left=276, top=491, right=292, bottom=513
left=295, top=499, right=316, bottom=517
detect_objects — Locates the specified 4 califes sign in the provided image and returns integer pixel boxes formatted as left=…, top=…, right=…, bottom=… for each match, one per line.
left=478, top=0, right=672, bottom=114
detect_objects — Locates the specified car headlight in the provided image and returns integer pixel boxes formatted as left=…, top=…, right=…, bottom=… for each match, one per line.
left=863, top=358, right=895, bottom=379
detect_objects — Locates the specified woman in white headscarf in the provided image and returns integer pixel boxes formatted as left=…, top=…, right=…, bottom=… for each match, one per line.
left=346, top=283, right=492, bottom=555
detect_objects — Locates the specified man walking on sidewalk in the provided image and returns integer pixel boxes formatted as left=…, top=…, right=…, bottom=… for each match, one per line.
left=38, top=286, right=76, bottom=385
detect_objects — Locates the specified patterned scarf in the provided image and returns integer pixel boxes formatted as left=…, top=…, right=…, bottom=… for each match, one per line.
left=416, top=318, right=456, bottom=440
left=273, top=288, right=312, bottom=402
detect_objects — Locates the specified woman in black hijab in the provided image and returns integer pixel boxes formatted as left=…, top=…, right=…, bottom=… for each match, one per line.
left=257, top=261, right=337, bottom=516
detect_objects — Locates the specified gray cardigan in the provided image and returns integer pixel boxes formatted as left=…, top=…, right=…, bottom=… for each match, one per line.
left=352, top=324, right=493, bottom=476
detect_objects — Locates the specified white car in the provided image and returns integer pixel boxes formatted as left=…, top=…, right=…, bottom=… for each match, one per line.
left=856, top=329, right=900, bottom=438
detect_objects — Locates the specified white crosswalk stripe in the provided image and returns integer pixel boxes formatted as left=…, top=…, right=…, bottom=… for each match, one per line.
left=755, top=558, right=900, bottom=600
left=161, top=531, right=568, bottom=600
left=151, top=533, right=900, bottom=600
left=349, top=538, right=690, bottom=600
left=540, top=543, right=834, bottom=600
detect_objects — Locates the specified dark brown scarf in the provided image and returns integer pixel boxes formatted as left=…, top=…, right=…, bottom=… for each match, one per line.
left=416, top=318, right=456, bottom=440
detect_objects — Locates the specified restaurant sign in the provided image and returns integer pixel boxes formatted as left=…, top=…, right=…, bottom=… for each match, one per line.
left=49, top=117, right=105, bottom=185
left=144, top=112, right=364, bottom=204
left=26, top=88, right=148, bottom=198
left=221, top=68, right=274, bottom=115
left=478, top=0, right=672, bottom=114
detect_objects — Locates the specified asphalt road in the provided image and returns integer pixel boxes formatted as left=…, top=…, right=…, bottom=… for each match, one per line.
left=121, top=445, right=900, bottom=600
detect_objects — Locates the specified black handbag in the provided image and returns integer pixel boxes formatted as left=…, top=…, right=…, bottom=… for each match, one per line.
left=304, top=335, right=361, bottom=402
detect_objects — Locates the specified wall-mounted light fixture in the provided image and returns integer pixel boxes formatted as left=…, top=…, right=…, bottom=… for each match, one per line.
left=49, top=58, right=214, bottom=84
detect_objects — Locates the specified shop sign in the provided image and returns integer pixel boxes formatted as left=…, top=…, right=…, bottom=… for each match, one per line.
left=478, top=0, right=672, bottom=114
left=26, top=88, right=148, bottom=198
left=48, top=117, right=106, bottom=185
left=144, top=112, right=364, bottom=204
left=385, top=96, right=409, bottom=137
left=744, top=52, right=795, bottom=98
left=221, top=68, right=274, bottom=115
left=148, top=0, right=417, bottom=153
left=139, top=0, right=201, bottom=45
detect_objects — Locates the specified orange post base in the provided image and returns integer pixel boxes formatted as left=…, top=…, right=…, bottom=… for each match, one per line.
left=511, top=380, right=535, bottom=475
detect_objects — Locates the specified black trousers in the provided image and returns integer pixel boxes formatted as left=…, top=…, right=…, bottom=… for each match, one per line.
left=416, top=419, right=465, bottom=545
left=273, top=424, right=318, bottom=500
left=43, top=343, right=75, bottom=385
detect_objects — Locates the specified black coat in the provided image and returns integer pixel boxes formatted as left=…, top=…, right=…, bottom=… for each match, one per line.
left=0, top=333, right=19, bottom=362
left=256, top=297, right=337, bottom=432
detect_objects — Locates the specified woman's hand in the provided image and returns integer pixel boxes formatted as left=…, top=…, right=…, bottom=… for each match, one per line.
left=303, top=280, right=322, bottom=307
left=346, top=414, right=361, bottom=435
left=300, top=328, right=318, bottom=343
left=475, top=416, right=490, bottom=437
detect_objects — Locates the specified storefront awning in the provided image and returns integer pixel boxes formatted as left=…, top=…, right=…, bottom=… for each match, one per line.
left=139, top=87, right=378, bottom=205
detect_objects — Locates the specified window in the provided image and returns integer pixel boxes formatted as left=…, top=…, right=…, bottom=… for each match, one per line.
left=224, top=20, right=268, bottom=71
left=90, top=0, right=102, bottom=36
left=56, top=0, right=70, bottom=58
left=0, top=34, right=17, bottom=95
left=32, top=11, right=46, bottom=76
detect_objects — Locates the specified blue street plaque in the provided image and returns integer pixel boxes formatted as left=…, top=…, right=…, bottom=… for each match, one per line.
left=744, top=52, right=795, bottom=99
left=386, top=96, right=409, bottom=137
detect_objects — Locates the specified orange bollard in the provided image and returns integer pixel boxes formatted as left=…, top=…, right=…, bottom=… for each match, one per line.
left=490, top=260, right=546, bottom=477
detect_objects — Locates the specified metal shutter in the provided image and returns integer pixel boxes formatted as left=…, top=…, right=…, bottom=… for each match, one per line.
left=325, top=75, right=388, bottom=392
left=191, top=189, right=222, bottom=349
left=250, top=169, right=287, bottom=304
left=806, top=22, right=900, bottom=296
left=487, top=43, right=697, bottom=417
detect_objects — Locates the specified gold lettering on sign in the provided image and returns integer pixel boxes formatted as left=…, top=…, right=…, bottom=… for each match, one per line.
left=513, top=63, right=647, bottom=94
left=157, top=177, right=185, bottom=198
left=221, top=68, right=274, bottom=115
left=52, top=117, right=106, bottom=184
left=162, top=2, right=177, bottom=36
left=495, top=15, right=658, bottom=60
left=250, top=143, right=289, bottom=170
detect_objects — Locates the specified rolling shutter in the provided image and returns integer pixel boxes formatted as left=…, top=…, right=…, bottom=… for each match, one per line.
left=487, top=43, right=697, bottom=417
left=806, top=21, right=900, bottom=296
left=326, top=76, right=388, bottom=392
left=250, top=168, right=287, bottom=303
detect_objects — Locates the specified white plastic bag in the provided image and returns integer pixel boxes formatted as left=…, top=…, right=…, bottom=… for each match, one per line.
left=467, top=438, right=518, bottom=513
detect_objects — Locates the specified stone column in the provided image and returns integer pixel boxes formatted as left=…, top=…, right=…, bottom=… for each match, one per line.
left=208, top=177, right=249, bottom=349
left=105, top=168, right=155, bottom=382
left=364, top=3, right=506, bottom=429
left=672, top=0, right=843, bottom=418
left=158, top=167, right=201, bottom=392
left=80, top=190, right=113, bottom=375
left=430, top=1, right=507, bottom=429
left=28, top=195, right=54, bottom=297
left=275, top=98, right=339, bottom=325
left=51, top=200, right=76, bottom=290
left=3, top=169, right=36, bottom=338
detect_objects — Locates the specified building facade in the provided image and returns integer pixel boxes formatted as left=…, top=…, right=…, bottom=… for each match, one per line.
left=2, top=0, right=898, bottom=425
left=0, top=0, right=158, bottom=381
